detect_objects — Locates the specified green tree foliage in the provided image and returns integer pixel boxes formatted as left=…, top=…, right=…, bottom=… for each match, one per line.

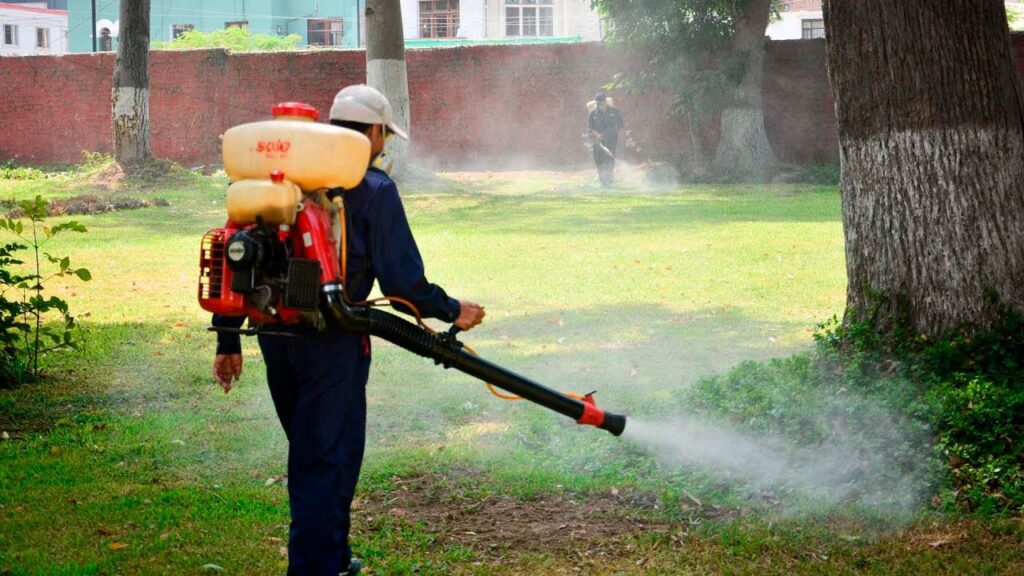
left=152, top=27, right=303, bottom=52
left=0, top=197, right=90, bottom=386
left=1008, top=3, right=1024, bottom=30
left=593, top=0, right=778, bottom=169
left=594, top=0, right=734, bottom=113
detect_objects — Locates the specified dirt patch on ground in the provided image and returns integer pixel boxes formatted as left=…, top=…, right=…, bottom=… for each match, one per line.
left=354, top=473, right=671, bottom=559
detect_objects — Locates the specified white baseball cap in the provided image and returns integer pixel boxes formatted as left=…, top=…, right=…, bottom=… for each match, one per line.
left=329, top=84, right=408, bottom=140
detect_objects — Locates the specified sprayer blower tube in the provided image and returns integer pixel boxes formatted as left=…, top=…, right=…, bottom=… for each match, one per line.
left=321, top=283, right=626, bottom=436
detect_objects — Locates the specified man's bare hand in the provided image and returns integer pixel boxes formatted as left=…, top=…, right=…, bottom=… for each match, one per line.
left=454, top=301, right=486, bottom=331
left=214, top=354, right=243, bottom=393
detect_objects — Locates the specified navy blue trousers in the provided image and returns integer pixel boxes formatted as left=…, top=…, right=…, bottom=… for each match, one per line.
left=258, top=331, right=370, bottom=576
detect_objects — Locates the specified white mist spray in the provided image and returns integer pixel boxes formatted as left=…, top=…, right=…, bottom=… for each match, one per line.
left=624, top=414, right=927, bottom=509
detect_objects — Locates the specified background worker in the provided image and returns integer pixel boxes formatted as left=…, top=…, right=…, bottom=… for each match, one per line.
left=212, top=84, right=486, bottom=576
left=587, top=91, right=624, bottom=187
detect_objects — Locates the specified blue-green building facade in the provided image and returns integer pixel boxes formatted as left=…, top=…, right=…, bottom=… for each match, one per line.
left=67, top=0, right=361, bottom=52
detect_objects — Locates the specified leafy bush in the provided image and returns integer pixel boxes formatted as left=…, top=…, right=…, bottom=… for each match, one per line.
left=678, top=312, right=1024, bottom=513
left=0, top=159, right=48, bottom=181
left=794, top=163, right=840, bottom=185
left=0, top=196, right=90, bottom=386
left=152, top=27, right=303, bottom=52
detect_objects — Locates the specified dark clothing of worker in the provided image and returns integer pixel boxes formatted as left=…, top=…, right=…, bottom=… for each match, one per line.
left=213, top=167, right=460, bottom=576
left=588, top=105, right=623, bottom=187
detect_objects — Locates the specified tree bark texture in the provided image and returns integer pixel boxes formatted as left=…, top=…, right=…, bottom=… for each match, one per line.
left=712, top=0, right=777, bottom=174
left=112, top=0, right=151, bottom=167
left=365, top=0, right=409, bottom=172
left=824, top=0, right=1024, bottom=336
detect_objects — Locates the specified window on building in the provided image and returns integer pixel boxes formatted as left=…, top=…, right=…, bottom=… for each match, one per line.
left=505, top=0, right=554, bottom=38
left=100, top=28, right=112, bottom=51
left=419, top=0, right=459, bottom=39
left=3, top=24, right=18, bottom=46
left=801, top=18, right=825, bottom=39
left=171, top=24, right=195, bottom=40
left=308, top=18, right=343, bottom=46
left=225, top=21, right=249, bottom=29
left=36, top=27, right=50, bottom=48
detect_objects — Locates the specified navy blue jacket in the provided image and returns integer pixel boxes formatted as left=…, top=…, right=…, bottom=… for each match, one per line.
left=587, top=105, right=623, bottom=148
left=214, top=167, right=461, bottom=354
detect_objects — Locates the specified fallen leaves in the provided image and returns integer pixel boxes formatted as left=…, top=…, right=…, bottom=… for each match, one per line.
left=265, top=474, right=288, bottom=487
left=108, top=541, right=128, bottom=551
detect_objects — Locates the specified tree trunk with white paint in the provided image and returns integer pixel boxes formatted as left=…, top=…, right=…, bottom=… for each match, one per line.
left=365, top=0, right=409, bottom=173
left=711, top=0, right=776, bottom=175
left=112, top=0, right=150, bottom=170
left=824, top=0, right=1024, bottom=337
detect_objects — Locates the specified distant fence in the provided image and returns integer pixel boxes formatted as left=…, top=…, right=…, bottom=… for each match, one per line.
left=0, top=40, right=848, bottom=169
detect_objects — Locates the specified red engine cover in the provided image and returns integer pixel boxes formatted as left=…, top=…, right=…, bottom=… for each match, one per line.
left=198, top=198, right=342, bottom=323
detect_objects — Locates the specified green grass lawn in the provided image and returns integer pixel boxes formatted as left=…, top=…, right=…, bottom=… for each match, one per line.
left=0, top=164, right=1020, bottom=575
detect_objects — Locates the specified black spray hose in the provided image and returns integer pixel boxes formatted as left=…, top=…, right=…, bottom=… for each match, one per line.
left=321, top=283, right=626, bottom=436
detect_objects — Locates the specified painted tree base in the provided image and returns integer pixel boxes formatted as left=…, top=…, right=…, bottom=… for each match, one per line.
left=368, top=58, right=410, bottom=178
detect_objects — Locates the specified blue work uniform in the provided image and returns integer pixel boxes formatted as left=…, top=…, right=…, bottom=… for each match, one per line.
left=587, top=105, right=623, bottom=186
left=213, top=167, right=460, bottom=576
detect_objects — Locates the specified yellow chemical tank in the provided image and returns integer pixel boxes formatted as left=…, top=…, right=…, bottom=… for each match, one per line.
left=223, top=102, right=371, bottom=192
left=226, top=172, right=303, bottom=225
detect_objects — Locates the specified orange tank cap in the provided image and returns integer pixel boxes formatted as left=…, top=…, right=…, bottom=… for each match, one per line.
left=272, top=102, right=320, bottom=121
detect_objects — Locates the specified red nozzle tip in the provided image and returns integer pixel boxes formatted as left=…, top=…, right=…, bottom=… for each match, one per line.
left=577, top=393, right=606, bottom=428
left=270, top=170, right=285, bottom=182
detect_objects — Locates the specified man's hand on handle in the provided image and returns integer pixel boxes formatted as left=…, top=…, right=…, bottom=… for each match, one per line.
left=455, top=300, right=486, bottom=331
left=214, top=354, right=243, bottom=393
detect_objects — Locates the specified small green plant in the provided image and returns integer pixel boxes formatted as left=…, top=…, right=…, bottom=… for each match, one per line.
left=152, top=27, right=303, bottom=52
left=0, top=196, right=90, bottom=386
left=79, top=151, right=115, bottom=172
left=0, top=159, right=48, bottom=181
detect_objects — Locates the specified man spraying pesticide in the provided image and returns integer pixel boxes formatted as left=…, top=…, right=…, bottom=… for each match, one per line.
left=199, top=86, right=626, bottom=576
left=586, top=92, right=624, bottom=187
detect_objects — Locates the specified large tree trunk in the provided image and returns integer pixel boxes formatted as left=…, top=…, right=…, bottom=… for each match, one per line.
left=711, top=0, right=776, bottom=175
left=112, top=0, right=150, bottom=169
left=824, top=0, right=1024, bottom=337
left=365, top=0, right=409, bottom=174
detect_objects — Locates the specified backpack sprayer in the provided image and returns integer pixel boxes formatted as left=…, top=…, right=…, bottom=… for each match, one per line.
left=198, top=103, right=626, bottom=436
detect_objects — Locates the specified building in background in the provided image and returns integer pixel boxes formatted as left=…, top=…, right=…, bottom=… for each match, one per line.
left=63, top=0, right=605, bottom=53
left=766, top=0, right=823, bottom=41
left=401, top=0, right=602, bottom=44
left=0, top=2, right=68, bottom=55
left=66, top=0, right=362, bottom=53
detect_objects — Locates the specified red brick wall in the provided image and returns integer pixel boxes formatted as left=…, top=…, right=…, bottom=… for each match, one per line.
left=0, top=39, right=851, bottom=169
left=1, top=44, right=691, bottom=169
left=763, top=39, right=836, bottom=165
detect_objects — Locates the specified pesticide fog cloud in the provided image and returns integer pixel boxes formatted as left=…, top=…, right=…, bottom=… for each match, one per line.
left=625, top=413, right=930, bottom=510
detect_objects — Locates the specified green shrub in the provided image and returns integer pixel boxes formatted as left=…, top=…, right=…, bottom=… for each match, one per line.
left=677, top=311, right=1024, bottom=513
left=794, top=163, right=840, bottom=185
left=0, top=196, right=90, bottom=386
left=152, top=27, right=303, bottom=52
left=1, top=159, right=48, bottom=181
